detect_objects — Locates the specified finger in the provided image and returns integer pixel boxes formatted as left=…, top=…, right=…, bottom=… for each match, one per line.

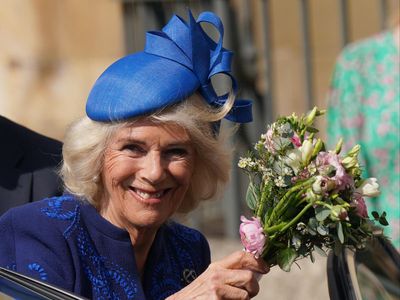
left=216, top=284, right=250, bottom=300
left=221, top=269, right=260, bottom=298
left=216, top=251, right=269, bottom=274
left=174, top=269, right=253, bottom=300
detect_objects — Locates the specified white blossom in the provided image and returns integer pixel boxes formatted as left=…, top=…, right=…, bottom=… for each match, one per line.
left=238, top=157, right=253, bottom=169
left=356, top=178, right=380, bottom=197
left=300, top=139, right=314, bottom=163
left=274, top=176, right=286, bottom=187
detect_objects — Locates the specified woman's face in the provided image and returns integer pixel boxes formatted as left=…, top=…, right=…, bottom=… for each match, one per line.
left=100, top=120, right=195, bottom=230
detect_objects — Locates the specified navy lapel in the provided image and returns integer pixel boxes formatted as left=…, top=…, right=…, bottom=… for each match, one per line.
left=0, top=137, right=33, bottom=214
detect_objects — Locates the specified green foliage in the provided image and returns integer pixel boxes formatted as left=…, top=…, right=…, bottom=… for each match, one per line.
left=246, top=182, right=259, bottom=211
left=337, top=222, right=344, bottom=244
left=315, top=206, right=331, bottom=222
left=372, top=211, right=389, bottom=226
left=277, top=247, right=298, bottom=272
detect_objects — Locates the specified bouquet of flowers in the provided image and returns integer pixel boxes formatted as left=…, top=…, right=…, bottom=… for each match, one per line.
left=238, top=107, right=388, bottom=271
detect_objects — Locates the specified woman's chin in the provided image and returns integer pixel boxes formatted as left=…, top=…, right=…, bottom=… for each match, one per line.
left=123, top=193, right=170, bottom=226
left=130, top=212, right=167, bottom=229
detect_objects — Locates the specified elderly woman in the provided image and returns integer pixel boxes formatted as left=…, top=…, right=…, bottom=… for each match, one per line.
left=0, top=10, right=268, bottom=299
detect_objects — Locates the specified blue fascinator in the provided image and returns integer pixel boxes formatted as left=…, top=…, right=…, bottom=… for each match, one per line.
left=86, top=10, right=252, bottom=123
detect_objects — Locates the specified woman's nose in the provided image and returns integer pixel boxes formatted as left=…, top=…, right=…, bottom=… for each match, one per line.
left=140, top=151, right=167, bottom=184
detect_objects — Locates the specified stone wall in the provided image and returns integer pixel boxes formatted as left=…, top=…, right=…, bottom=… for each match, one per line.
left=0, top=0, right=124, bottom=140
left=1, top=0, right=398, bottom=140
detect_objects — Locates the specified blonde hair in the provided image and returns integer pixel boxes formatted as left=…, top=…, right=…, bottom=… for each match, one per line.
left=61, top=93, right=236, bottom=213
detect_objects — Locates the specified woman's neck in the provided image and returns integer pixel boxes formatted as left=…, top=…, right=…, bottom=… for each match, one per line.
left=98, top=201, right=158, bottom=276
left=127, top=226, right=158, bottom=277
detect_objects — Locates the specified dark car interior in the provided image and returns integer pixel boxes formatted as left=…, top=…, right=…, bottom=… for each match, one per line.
left=327, top=236, right=400, bottom=300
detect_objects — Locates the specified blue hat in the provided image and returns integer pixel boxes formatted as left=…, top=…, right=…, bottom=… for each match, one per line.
left=86, top=10, right=252, bottom=123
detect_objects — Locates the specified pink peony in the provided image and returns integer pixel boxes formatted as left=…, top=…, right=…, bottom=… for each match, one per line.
left=351, top=195, right=368, bottom=218
left=316, top=152, right=353, bottom=190
left=239, top=216, right=266, bottom=258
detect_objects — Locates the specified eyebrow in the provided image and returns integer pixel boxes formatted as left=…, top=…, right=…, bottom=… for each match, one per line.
left=116, top=138, right=146, bottom=145
left=116, top=138, right=191, bottom=147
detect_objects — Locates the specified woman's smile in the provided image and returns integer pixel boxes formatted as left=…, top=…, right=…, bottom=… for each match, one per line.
left=128, top=186, right=172, bottom=204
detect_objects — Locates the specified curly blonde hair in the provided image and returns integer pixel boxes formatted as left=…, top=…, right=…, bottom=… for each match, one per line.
left=60, top=93, right=236, bottom=213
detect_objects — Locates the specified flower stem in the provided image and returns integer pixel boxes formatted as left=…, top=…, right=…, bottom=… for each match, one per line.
left=265, top=222, right=286, bottom=234
left=279, top=202, right=314, bottom=233
left=257, top=182, right=270, bottom=218
left=265, top=178, right=314, bottom=229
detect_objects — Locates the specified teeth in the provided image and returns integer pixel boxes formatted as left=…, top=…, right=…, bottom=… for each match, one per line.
left=135, top=189, right=163, bottom=199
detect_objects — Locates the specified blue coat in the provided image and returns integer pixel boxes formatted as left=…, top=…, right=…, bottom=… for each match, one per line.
left=0, top=194, right=211, bottom=299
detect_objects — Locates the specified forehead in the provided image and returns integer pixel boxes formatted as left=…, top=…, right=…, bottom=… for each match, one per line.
left=112, top=120, right=191, bottom=143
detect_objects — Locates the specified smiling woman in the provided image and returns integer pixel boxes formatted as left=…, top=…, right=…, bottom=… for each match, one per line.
left=0, top=10, right=268, bottom=300
left=62, top=93, right=233, bottom=215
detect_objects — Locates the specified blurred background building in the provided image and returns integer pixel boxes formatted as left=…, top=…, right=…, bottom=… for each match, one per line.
left=1, top=0, right=398, bottom=235
left=1, top=1, right=399, bottom=298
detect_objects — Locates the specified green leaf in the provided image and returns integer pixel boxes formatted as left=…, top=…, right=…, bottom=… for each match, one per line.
left=310, top=251, right=315, bottom=263
left=314, top=245, right=327, bottom=257
left=371, top=211, right=379, bottom=220
left=337, top=222, right=344, bottom=244
left=277, top=247, right=298, bottom=272
left=246, top=182, right=259, bottom=210
left=307, top=218, right=318, bottom=235
left=315, top=206, right=331, bottom=222
left=317, top=224, right=329, bottom=236
left=379, top=216, right=389, bottom=226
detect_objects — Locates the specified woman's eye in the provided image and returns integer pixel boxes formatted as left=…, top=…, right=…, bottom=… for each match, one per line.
left=165, top=148, right=188, bottom=158
left=122, top=144, right=145, bottom=154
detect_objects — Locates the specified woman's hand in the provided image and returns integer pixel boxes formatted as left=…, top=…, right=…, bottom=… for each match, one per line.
left=167, top=251, right=269, bottom=300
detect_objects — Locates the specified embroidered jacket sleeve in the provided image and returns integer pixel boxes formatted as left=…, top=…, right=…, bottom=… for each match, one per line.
left=0, top=201, right=75, bottom=290
left=0, top=210, right=16, bottom=270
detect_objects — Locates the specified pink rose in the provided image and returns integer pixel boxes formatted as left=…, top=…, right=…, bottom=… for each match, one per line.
left=239, top=216, right=266, bottom=258
left=351, top=195, right=368, bottom=218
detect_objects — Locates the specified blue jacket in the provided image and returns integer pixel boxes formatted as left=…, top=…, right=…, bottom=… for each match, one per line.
left=0, top=194, right=211, bottom=299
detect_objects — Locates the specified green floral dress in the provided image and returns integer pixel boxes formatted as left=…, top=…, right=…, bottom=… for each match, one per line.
left=327, top=30, right=400, bottom=249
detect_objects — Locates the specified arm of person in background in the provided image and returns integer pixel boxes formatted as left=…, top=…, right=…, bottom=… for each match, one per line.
left=0, top=116, right=63, bottom=215
left=326, top=47, right=367, bottom=171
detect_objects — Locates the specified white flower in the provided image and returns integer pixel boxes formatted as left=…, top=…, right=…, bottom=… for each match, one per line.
left=300, top=139, right=313, bottom=163
left=285, top=148, right=302, bottom=174
left=307, top=162, right=317, bottom=175
left=238, top=157, right=253, bottom=169
left=356, top=178, right=380, bottom=197
left=284, top=139, right=314, bottom=174
left=283, top=166, right=293, bottom=176
left=261, top=166, right=273, bottom=177
left=312, top=175, right=334, bottom=194
left=274, top=176, right=286, bottom=187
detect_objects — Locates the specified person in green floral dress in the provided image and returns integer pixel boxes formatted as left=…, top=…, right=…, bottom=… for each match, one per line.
left=327, top=24, right=400, bottom=249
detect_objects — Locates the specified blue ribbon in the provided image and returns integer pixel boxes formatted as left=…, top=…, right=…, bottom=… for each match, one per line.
left=144, top=10, right=252, bottom=123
